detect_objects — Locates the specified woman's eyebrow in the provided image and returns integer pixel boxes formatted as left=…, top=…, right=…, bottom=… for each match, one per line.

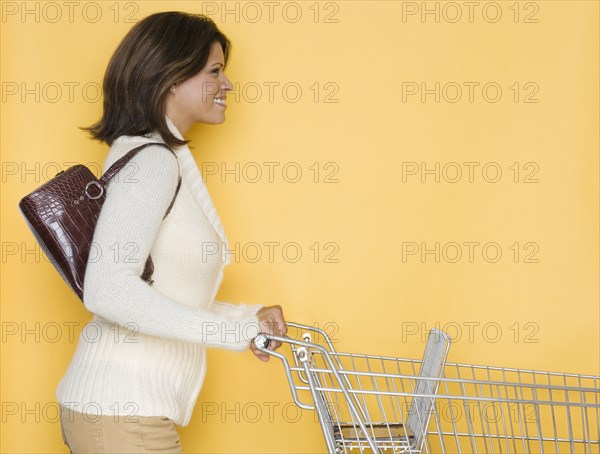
left=210, top=62, right=224, bottom=68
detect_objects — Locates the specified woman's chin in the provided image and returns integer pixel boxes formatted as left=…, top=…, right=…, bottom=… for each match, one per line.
left=197, top=115, right=227, bottom=125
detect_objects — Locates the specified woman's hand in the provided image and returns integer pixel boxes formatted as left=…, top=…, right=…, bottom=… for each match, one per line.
left=250, top=305, right=287, bottom=362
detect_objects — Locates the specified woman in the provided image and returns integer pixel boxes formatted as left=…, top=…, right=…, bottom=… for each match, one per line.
left=56, top=11, right=286, bottom=453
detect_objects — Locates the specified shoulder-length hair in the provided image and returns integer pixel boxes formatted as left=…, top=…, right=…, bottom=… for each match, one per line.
left=82, top=11, right=231, bottom=148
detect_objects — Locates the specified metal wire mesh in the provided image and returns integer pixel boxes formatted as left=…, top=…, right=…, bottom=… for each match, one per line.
left=257, top=323, right=600, bottom=453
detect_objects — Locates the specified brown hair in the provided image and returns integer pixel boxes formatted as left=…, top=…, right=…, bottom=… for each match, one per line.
left=82, top=11, right=231, bottom=148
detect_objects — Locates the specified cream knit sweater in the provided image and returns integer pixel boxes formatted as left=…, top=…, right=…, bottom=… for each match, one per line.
left=55, top=116, right=263, bottom=427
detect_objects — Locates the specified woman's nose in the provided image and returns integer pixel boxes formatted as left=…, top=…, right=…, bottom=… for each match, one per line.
left=221, top=74, right=233, bottom=92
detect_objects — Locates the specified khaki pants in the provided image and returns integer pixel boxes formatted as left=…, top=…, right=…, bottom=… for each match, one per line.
left=59, top=404, right=182, bottom=453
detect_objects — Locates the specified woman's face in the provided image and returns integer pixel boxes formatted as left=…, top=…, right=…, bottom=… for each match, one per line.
left=166, top=41, right=233, bottom=133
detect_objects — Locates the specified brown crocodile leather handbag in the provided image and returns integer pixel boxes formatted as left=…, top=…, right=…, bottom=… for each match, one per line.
left=18, top=142, right=182, bottom=302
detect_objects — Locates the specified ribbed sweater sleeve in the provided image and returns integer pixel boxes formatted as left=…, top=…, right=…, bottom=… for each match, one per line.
left=82, top=145, right=260, bottom=350
left=211, top=300, right=264, bottom=318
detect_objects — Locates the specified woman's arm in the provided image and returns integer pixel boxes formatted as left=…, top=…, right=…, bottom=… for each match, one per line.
left=210, top=300, right=264, bottom=318
left=83, top=145, right=259, bottom=350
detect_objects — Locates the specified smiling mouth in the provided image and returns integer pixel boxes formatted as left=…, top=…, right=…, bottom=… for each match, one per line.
left=214, top=97, right=226, bottom=107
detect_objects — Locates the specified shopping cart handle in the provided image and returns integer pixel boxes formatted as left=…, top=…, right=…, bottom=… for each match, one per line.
left=253, top=321, right=339, bottom=353
left=253, top=333, right=270, bottom=349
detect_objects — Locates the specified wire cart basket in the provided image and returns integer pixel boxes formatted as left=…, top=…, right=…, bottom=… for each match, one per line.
left=253, top=322, right=600, bottom=453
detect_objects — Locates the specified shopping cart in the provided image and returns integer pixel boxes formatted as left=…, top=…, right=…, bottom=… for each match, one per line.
left=253, top=322, right=600, bottom=453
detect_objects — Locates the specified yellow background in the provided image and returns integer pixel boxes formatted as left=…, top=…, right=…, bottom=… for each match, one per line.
left=1, top=1, right=598, bottom=452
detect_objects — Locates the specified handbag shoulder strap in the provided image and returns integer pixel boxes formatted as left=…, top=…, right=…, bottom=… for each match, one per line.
left=98, top=142, right=182, bottom=219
